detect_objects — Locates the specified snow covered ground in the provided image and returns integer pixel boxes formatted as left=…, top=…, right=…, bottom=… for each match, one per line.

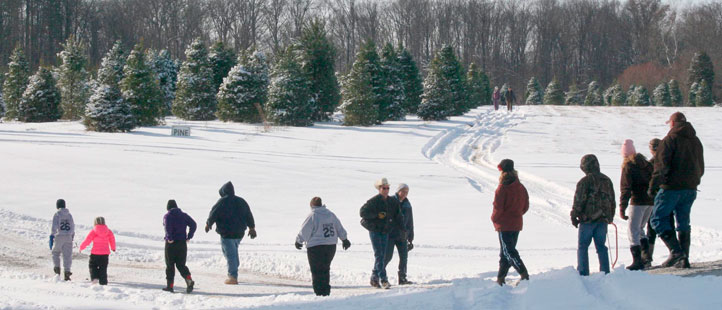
left=1, top=105, right=720, bottom=309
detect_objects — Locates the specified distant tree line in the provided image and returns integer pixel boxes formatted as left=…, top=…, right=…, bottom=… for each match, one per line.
left=1, top=0, right=722, bottom=98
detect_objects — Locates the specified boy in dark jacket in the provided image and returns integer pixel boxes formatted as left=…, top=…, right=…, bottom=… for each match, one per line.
left=205, top=181, right=257, bottom=284
left=163, top=200, right=197, bottom=293
left=491, top=159, right=530, bottom=285
left=360, top=178, right=405, bottom=289
left=571, top=154, right=615, bottom=276
left=649, top=112, right=704, bottom=268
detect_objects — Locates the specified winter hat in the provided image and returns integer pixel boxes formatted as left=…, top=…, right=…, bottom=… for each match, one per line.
left=649, top=138, right=661, bottom=152
left=167, top=199, right=178, bottom=211
left=94, top=216, right=105, bottom=226
left=397, top=183, right=409, bottom=193
left=310, top=197, right=322, bottom=207
left=666, top=112, right=686, bottom=124
left=374, top=178, right=390, bottom=189
left=56, top=199, right=66, bottom=209
left=621, top=139, right=636, bottom=158
left=497, top=159, right=514, bottom=172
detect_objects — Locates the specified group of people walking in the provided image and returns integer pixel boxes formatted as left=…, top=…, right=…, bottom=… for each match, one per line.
left=48, top=111, right=703, bottom=295
left=492, top=86, right=516, bottom=111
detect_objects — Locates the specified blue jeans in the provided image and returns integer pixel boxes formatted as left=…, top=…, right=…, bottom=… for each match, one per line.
left=383, top=238, right=408, bottom=277
left=369, top=231, right=389, bottom=281
left=221, top=237, right=242, bottom=278
left=650, top=189, right=697, bottom=234
left=577, top=222, right=609, bottom=276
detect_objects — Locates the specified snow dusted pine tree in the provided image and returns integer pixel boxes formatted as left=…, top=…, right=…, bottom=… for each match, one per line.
left=2, top=46, right=30, bottom=120
left=668, top=79, right=683, bottom=107
left=17, top=67, right=62, bottom=122
left=418, top=46, right=468, bottom=120
left=266, top=47, right=313, bottom=126
left=467, top=63, right=486, bottom=108
left=217, top=49, right=270, bottom=123
left=380, top=43, right=405, bottom=121
left=687, top=82, right=698, bottom=107
left=525, top=77, right=543, bottom=105
left=543, top=79, right=564, bottom=105
left=625, top=85, right=637, bottom=106
left=299, top=20, right=341, bottom=121
left=173, top=39, right=217, bottom=120
left=565, top=83, right=582, bottom=105
left=480, top=71, right=492, bottom=105
left=688, top=51, right=715, bottom=88
left=584, top=81, right=603, bottom=106
left=209, top=41, right=236, bottom=92
left=84, top=42, right=135, bottom=132
left=696, top=79, right=714, bottom=106
left=397, top=46, right=423, bottom=114
left=149, top=49, right=178, bottom=115
left=631, top=85, right=651, bottom=106
left=652, top=82, right=672, bottom=107
left=56, top=36, right=90, bottom=120
left=121, top=44, right=163, bottom=126
left=610, top=84, right=627, bottom=106
left=341, top=41, right=379, bottom=126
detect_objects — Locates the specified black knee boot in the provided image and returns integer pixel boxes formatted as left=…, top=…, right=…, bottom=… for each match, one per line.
left=676, top=231, right=691, bottom=269
left=659, top=230, right=685, bottom=267
left=640, top=238, right=651, bottom=267
left=627, top=245, right=644, bottom=270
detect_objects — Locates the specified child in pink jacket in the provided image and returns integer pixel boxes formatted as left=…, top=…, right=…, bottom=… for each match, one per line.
left=79, top=217, right=116, bottom=285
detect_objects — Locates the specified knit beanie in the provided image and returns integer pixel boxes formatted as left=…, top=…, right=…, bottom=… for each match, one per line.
left=397, top=183, right=409, bottom=192
left=621, top=139, right=636, bottom=157
left=167, top=199, right=178, bottom=211
left=497, top=159, right=514, bottom=172
left=56, top=199, right=66, bottom=209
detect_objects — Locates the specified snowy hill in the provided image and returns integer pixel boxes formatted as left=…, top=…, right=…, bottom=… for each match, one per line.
left=1, top=105, right=721, bottom=309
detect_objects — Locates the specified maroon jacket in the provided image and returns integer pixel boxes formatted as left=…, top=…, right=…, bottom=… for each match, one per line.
left=491, top=174, right=529, bottom=231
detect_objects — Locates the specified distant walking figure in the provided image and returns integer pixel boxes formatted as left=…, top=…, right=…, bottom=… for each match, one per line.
left=493, top=87, right=501, bottom=111
left=506, top=87, right=516, bottom=111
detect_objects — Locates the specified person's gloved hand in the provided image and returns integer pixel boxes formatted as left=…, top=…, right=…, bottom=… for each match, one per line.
left=248, top=228, right=257, bottom=239
left=342, top=239, right=351, bottom=250
left=571, top=216, right=580, bottom=228
left=378, top=212, right=386, bottom=219
left=619, top=205, right=629, bottom=220
left=407, top=241, right=414, bottom=251
left=49, top=235, right=54, bottom=250
left=295, top=241, right=303, bottom=250
left=204, top=224, right=211, bottom=233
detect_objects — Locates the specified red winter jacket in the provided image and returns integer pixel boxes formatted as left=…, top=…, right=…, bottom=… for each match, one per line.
left=491, top=175, right=529, bottom=231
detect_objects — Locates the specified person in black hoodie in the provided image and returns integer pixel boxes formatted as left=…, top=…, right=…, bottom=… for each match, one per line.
left=205, top=181, right=257, bottom=284
left=649, top=112, right=704, bottom=268
left=619, top=140, right=654, bottom=270
left=360, top=177, right=405, bottom=289
left=383, top=183, right=415, bottom=285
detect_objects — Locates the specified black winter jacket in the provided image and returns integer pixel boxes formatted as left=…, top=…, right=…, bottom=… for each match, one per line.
left=388, top=194, right=414, bottom=241
left=360, top=194, right=405, bottom=234
left=650, top=122, right=704, bottom=191
left=619, top=153, right=654, bottom=207
left=207, top=182, right=255, bottom=239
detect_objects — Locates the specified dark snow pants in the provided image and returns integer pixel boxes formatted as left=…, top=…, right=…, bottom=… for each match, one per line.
left=497, top=231, right=527, bottom=280
left=89, top=254, right=109, bottom=285
left=165, top=241, right=191, bottom=286
left=307, top=244, right=336, bottom=296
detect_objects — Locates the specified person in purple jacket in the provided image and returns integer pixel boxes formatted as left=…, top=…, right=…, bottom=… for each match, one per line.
left=162, top=199, right=197, bottom=293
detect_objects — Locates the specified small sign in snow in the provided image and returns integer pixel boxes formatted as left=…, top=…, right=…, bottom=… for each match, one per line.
left=171, top=126, right=191, bottom=136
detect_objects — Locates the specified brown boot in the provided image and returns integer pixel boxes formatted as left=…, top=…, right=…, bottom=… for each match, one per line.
left=224, top=276, right=238, bottom=285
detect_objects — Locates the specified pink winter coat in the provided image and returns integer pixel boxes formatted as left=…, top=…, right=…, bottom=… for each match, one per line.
left=79, top=224, right=116, bottom=255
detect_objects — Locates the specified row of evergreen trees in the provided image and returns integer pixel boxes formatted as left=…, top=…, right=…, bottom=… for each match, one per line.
left=521, top=51, right=716, bottom=107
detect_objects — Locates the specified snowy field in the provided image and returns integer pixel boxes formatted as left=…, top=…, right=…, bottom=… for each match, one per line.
left=1, top=105, right=721, bottom=309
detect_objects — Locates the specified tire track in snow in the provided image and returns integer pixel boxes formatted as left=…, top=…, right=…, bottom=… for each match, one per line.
left=422, top=108, right=578, bottom=228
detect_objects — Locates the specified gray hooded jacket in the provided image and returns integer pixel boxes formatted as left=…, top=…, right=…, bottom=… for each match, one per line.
left=51, top=208, right=75, bottom=238
left=296, top=205, right=348, bottom=248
